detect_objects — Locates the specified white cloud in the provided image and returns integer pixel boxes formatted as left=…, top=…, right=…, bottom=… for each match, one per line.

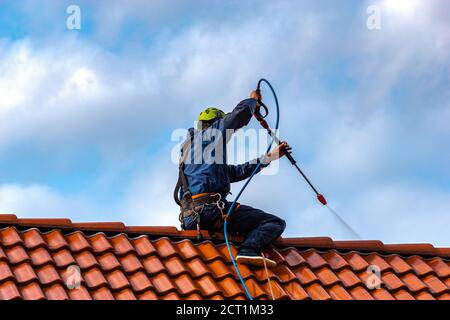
left=0, top=184, right=95, bottom=220
left=119, top=154, right=180, bottom=227
left=1, top=1, right=449, bottom=247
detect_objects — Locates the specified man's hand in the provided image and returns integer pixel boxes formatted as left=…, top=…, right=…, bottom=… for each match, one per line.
left=266, top=141, right=291, bottom=162
left=250, top=90, right=262, bottom=103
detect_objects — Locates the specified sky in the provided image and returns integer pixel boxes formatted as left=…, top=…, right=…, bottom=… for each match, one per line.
left=0, top=0, right=449, bottom=245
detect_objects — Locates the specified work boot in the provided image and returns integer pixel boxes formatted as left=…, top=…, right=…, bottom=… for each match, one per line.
left=236, top=248, right=276, bottom=268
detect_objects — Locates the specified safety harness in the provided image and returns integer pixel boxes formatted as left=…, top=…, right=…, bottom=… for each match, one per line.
left=173, top=131, right=229, bottom=240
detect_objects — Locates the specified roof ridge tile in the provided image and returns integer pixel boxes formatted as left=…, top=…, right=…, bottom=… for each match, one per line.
left=18, top=218, right=73, bottom=229
left=73, top=222, right=126, bottom=232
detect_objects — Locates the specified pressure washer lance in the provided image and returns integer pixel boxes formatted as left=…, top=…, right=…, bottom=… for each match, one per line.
left=255, top=80, right=361, bottom=239
left=254, top=90, right=326, bottom=206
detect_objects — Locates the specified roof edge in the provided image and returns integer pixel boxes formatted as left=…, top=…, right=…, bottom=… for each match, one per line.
left=1, top=213, right=449, bottom=259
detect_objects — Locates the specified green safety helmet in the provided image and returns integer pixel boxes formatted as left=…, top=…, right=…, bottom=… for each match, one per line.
left=198, top=107, right=225, bottom=122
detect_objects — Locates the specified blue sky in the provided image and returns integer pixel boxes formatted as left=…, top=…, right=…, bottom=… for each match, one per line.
left=0, top=0, right=449, bottom=245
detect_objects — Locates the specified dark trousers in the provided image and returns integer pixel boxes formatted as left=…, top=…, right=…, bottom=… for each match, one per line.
left=183, top=201, right=286, bottom=253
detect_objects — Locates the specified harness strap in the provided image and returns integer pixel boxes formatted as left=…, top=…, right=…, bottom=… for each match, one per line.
left=174, top=130, right=195, bottom=206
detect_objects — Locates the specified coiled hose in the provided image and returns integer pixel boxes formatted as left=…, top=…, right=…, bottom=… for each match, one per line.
left=224, top=78, right=280, bottom=300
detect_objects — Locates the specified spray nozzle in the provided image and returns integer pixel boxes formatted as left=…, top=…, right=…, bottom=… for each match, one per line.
left=317, top=194, right=327, bottom=206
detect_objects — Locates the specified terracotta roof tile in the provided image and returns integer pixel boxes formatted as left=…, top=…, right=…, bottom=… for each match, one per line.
left=73, top=222, right=125, bottom=233
left=22, top=229, right=46, bottom=249
left=385, top=255, right=413, bottom=274
left=216, top=276, right=242, bottom=298
left=97, top=252, right=121, bottom=271
left=120, top=254, right=144, bottom=273
left=197, top=276, right=224, bottom=297
left=132, top=236, right=156, bottom=257
left=174, top=274, right=201, bottom=296
left=29, top=247, right=53, bottom=267
left=322, top=251, right=349, bottom=270
left=428, top=257, right=450, bottom=277
left=44, top=230, right=68, bottom=251
left=138, top=289, right=158, bottom=300
left=20, top=282, right=46, bottom=300
left=151, top=272, right=176, bottom=294
left=343, top=252, right=369, bottom=271
left=421, top=274, right=448, bottom=295
left=91, top=286, right=114, bottom=300
left=336, top=268, right=362, bottom=288
left=293, top=265, right=319, bottom=285
left=349, top=286, right=374, bottom=300
left=66, top=232, right=91, bottom=252
left=6, top=245, right=30, bottom=265
left=75, top=251, right=98, bottom=270
left=52, top=249, right=76, bottom=268
left=67, top=285, right=92, bottom=300
left=143, top=255, right=165, bottom=275
left=88, top=233, right=113, bottom=254
left=197, top=242, right=223, bottom=262
left=415, top=291, right=436, bottom=300
left=327, top=284, right=353, bottom=300
left=364, top=253, right=392, bottom=272
left=282, top=281, right=309, bottom=300
left=302, top=250, right=328, bottom=269
left=315, top=267, right=340, bottom=286
left=110, top=234, right=134, bottom=256
left=406, top=256, right=434, bottom=276
left=392, top=289, right=415, bottom=300
left=18, top=218, right=72, bottom=229
left=207, top=259, right=231, bottom=279
left=0, top=228, right=23, bottom=247
left=105, top=270, right=130, bottom=291
left=279, top=248, right=306, bottom=267
left=400, top=272, right=428, bottom=292
left=0, top=214, right=449, bottom=300
left=153, top=238, right=178, bottom=259
left=44, top=283, right=69, bottom=300
left=13, top=263, right=38, bottom=284
left=129, top=271, right=152, bottom=292
left=185, top=258, right=209, bottom=278
left=36, top=264, right=61, bottom=285
left=0, top=280, right=21, bottom=300
left=304, top=283, right=331, bottom=300
left=163, top=256, right=188, bottom=277
left=437, top=293, right=450, bottom=300
left=245, top=278, right=269, bottom=299
left=83, top=268, right=108, bottom=289
left=381, top=272, right=407, bottom=291
left=114, top=288, right=136, bottom=300
left=162, top=291, right=181, bottom=300
left=0, top=261, right=14, bottom=282
left=371, top=288, right=395, bottom=300
left=176, top=239, right=199, bottom=260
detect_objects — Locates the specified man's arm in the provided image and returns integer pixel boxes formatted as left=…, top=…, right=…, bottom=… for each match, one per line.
left=222, top=91, right=262, bottom=130
left=228, top=142, right=291, bottom=183
left=227, top=157, right=269, bottom=183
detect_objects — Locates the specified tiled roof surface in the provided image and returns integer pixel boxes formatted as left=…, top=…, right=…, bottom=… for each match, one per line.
left=0, top=214, right=449, bottom=300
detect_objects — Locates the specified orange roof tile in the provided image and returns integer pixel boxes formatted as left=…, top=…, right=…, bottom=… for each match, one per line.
left=0, top=213, right=449, bottom=300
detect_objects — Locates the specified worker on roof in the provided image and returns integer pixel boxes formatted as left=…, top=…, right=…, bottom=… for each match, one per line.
left=174, top=90, right=288, bottom=267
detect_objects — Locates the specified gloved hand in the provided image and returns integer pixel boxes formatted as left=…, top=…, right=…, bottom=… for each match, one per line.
left=266, top=141, right=291, bottom=162
left=250, top=90, right=262, bottom=105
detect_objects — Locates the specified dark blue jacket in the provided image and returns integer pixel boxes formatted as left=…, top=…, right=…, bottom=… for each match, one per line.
left=181, top=98, right=267, bottom=198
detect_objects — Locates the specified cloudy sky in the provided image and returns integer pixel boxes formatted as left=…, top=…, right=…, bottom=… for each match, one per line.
left=0, top=0, right=449, bottom=245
